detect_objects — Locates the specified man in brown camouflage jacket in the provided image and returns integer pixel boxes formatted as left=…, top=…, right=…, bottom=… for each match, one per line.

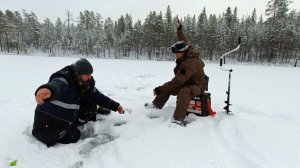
left=146, top=20, right=207, bottom=127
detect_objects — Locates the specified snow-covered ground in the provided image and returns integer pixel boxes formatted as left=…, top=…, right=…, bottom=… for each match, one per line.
left=0, top=54, right=299, bottom=168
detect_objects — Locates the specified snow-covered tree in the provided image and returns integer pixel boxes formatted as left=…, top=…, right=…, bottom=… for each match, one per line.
left=53, top=17, right=64, bottom=55
left=163, top=5, right=174, bottom=59
left=265, top=0, right=293, bottom=63
left=196, top=8, right=208, bottom=59
left=22, top=11, right=40, bottom=51
left=104, top=17, right=114, bottom=57
left=206, top=14, right=218, bottom=60
left=40, top=18, right=55, bottom=54
left=132, top=19, right=143, bottom=58
left=0, top=4, right=299, bottom=64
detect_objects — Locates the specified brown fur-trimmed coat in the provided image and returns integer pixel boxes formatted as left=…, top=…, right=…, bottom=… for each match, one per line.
left=158, top=29, right=206, bottom=97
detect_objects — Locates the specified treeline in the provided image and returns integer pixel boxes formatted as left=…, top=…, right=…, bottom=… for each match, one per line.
left=0, top=0, right=299, bottom=64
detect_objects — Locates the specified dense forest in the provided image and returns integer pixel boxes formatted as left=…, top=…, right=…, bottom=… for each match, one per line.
left=0, top=0, right=299, bottom=64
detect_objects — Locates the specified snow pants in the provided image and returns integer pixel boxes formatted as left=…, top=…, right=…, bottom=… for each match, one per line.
left=58, top=106, right=110, bottom=145
left=57, top=127, right=81, bottom=145
left=152, top=86, right=198, bottom=121
left=56, top=106, right=97, bottom=146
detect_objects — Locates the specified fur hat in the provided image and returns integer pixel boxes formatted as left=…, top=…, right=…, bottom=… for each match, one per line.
left=170, top=41, right=189, bottom=53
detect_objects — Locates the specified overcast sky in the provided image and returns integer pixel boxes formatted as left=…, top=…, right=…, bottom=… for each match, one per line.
left=0, top=0, right=299, bottom=22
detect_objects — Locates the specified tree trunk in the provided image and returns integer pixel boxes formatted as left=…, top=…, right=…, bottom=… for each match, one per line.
left=5, top=33, right=10, bottom=53
left=16, top=42, right=19, bottom=54
left=0, top=39, right=3, bottom=52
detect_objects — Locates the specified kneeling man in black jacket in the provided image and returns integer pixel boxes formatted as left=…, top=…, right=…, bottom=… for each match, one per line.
left=32, top=58, right=124, bottom=147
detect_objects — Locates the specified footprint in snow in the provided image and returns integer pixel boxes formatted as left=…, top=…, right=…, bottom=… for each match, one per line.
left=79, top=133, right=116, bottom=156
left=69, top=161, right=83, bottom=168
left=135, top=74, right=154, bottom=78
left=124, top=108, right=133, bottom=114
left=114, top=121, right=127, bottom=127
left=147, top=113, right=160, bottom=119
left=136, top=87, right=145, bottom=91
left=79, top=123, right=95, bottom=140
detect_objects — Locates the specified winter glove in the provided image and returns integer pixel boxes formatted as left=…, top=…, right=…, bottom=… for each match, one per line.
left=177, top=24, right=182, bottom=31
left=176, top=18, right=182, bottom=31
left=153, top=87, right=161, bottom=96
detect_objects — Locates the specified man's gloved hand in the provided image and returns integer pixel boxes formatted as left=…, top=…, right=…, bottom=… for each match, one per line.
left=176, top=18, right=182, bottom=31
left=153, top=87, right=161, bottom=96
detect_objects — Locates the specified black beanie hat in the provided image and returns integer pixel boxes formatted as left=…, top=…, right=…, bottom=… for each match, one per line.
left=72, top=58, right=93, bottom=75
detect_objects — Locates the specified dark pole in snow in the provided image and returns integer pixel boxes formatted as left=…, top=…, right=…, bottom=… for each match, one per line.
left=220, top=37, right=241, bottom=114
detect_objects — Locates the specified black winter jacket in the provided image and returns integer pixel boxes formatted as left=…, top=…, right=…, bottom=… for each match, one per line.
left=32, top=65, right=119, bottom=146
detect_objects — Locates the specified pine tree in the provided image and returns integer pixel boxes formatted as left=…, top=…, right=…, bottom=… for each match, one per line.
left=184, top=15, right=193, bottom=41
left=284, top=10, right=298, bottom=63
left=40, top=18, right=55, bottom=54
left=265, top=0, right=292, bottom=63
left=132, top=19, right=143, bottom=58
left=256, top=15, right=266, bottom=62
left=116, top=15, right=126, bottom=57
left=13, top=11, right=24, bottom=54
left=22, top=11, right=40, bottom=52
left=94, top=13, right=105, bottom=57
left=54, top=17, right=64, bottom=55
left=104, top=17, right=114, bottom=57
left=196, top=8, right=208, bottom=59
left=0, top=11, right=5, bottom=52
left=164, top=6, right=173, bottom=59
left=144, top=11, right=159, bottom=59
left=65, top=10, right=73, bottom=52
left=207, top=14, right=217, bottom=60
left=124, top=14, right=133, bottom=57
left=3, top=10, right=17, bottom=53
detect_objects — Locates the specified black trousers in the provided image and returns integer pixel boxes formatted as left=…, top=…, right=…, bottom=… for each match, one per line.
left=57, top=127, right=81, bottom=144
left=58, top=106, right=96, bottom=145
left=57, top=106, right=111, bottom=145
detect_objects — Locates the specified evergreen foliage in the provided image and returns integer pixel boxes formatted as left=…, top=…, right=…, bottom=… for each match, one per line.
left=0, top=3, right=299, bottom=64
